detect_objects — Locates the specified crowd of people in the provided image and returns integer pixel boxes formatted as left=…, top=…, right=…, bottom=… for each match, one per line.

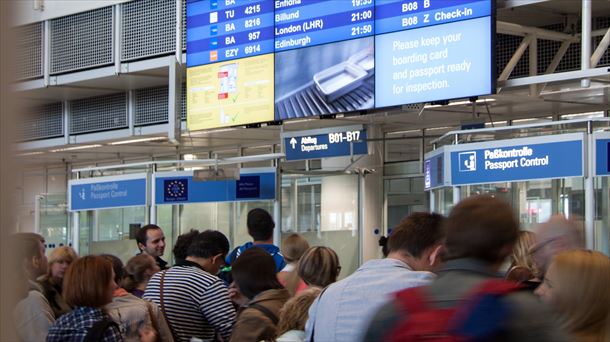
left=8, top=197, right=610, bottom=342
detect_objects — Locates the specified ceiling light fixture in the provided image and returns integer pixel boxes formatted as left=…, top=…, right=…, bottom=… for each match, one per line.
left=49, top=144, right=103, bottom=153
left=15, top=151, right=44, bottom=157
left=108, top=137, right=167, bottom=145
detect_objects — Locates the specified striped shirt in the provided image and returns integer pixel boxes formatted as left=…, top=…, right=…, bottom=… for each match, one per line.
left=143, top=261, right=236, bottom=342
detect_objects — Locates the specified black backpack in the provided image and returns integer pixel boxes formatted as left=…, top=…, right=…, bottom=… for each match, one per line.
left=83, top=317, right=119, bottom=342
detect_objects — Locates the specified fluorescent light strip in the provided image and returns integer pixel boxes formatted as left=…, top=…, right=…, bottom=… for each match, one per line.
left=50, top=144, right=103, bottom=153
left=425, top=99, right=495, bottom=108
left=16, top=151, right=44, bottom=157
left=108, top=137, right=166, bottom=145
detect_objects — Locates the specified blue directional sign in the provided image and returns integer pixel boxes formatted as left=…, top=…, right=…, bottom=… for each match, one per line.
left=594, top=134, right=610, bottom=176
left=155, top=168, right=275, bottom=205
left=283, top=126, right=368, bottom=161
left=450, top=134, right=584, bottom=186
left=69, top=174, right=148, bottom=211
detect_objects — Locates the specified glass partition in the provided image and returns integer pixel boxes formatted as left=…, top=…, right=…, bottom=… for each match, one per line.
left=38, top=193, right=70, bottom=254
left=280, top=174, right=360, bottom=279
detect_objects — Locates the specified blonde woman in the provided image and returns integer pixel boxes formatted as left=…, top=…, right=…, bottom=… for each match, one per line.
left=37, top=246, right=77, bottom=318
left=278, top=234, right=310, bottom=296
left=297, top=246, right=341, bottom=289
left=505, top=230, right=538, bottom=284
left=276, top=287, right=322, bottom=342
left=535, top=249, right=610, bottom=342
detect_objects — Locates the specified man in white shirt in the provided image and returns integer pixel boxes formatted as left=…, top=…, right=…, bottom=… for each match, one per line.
left=305, top=212, right=445, bottom=342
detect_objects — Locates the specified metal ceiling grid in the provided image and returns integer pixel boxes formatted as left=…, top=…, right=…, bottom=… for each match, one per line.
left=19, top=103, right=63, bottom=141
left=121, top=0, right=176, bottom=61
left=50, top=7, right=113, bottom=74
left=14, top=22, right=43, bottom=80
left=70, top=93, right=127, bottom=134
left=135, top=86, right=169, bottom=126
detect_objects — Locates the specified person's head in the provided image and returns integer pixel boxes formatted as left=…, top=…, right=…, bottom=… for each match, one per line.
left=535, top=250, right=610, bottom=341
left=277, top=287, right=322, bottom=336
left=297, top=246, right=340, bottom=288
left=186, top=230, right=230, bottom=274
left=172, top=229, right=199, bottom=264
left=63, top=255, right=117, bottom=308
left=100, top=254, right=124, bottom=285
left=281, top=233, right=310, bottom=264
left=387, top=212, right=445, bottom=271
left=121, top=254, right=159, bottom=292
left=247, top=208, right=275, bottom=241
left=231, top=247, right=283, bottom=299
left=443, top=195, right=519, bottom=267
left=136, top=224, right=166, bottom=257
left=530, top=215, right=583, bottom=276
left=9, top=233, right=47, bottom=280
left=47, top=246, right=78, bottom=282
left=507, top=230, right=538, bottom=278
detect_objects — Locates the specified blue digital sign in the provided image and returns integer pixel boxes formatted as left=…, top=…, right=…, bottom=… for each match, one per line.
left=375, top=16, right=492, bottom=107
left=375, top=0, right=492, bottom=35
left=187, top=0, right=275, bottom=67
left=424, top=150, right=445, bottom=189
left=450, top=136, right=584, bottom=186
left=284, top=128, right=368, bottom=161
left=274, top=0, right=374, bottom=52
left=69, top=175, right=147, bottom=211
left=155, top=169, right=275, bottom=204
left=595, top=137, right=610, bottom=176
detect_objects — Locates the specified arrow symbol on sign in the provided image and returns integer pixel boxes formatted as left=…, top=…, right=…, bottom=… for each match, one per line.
left=290, top=137, right=297, bottom=149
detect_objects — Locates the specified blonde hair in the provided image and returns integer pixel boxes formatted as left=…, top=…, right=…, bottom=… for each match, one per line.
left=548, top=250, right=610, bottom=342
left=46, top=246, right=78, bottom=278
left=297, top=246, right=340, bottom=288
left=277, top=287, right=321, bottom=336
left=507, top=230, right=537, bottom=279
left=281, top=234, right=310, bottom=263
left=281, top=234, right=310, bottom=296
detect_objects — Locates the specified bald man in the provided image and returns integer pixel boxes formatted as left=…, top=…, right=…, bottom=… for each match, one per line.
left=530, top=215, right=584, bottom=277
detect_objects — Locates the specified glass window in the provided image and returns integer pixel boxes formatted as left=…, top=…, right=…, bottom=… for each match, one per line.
left=281, top=174, right=359, bottom=279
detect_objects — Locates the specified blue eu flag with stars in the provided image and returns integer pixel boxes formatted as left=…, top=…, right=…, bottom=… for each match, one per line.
left=164, top=179, right=188, bottom=202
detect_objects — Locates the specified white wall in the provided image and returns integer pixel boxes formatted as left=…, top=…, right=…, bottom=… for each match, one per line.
left=11, top=0, right=132, bottom=26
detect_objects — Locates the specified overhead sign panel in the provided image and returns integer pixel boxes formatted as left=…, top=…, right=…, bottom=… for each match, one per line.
left=594, top=132, right=610, bottom=176
left=282, top=126, right=368, bottom=161
left=69, top=174, right=148, bottom=211
left=450, top=134, right=584, bottom=186
left=155, top=168, right=276, bottom=205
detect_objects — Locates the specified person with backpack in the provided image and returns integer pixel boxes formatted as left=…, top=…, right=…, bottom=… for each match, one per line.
left=363, top=195, right=567, bottom=342
left=46, top=255, right=124, bottom=342
left=304, top=213, right=444, bottom=342
left=228, top=247, right=290, bottom=342
left=225, top=208, right=286, bottom=273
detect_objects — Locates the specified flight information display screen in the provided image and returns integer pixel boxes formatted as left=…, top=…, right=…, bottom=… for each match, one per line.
left=187, top=0, right=275, bottom=67
left=274, top=0, right=374, bottom=52
left=186, top=0, right=494, bottom=130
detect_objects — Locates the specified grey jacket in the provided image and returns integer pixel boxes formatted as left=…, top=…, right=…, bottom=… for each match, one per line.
left=363, top=258, right=567, bottom=342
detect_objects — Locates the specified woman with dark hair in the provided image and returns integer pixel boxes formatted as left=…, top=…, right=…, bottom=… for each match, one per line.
left=229, top=247, right=290, bottom=342
left=46, top=255, right=122, bottom=341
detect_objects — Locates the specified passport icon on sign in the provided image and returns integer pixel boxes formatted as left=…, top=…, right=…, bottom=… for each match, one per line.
left=210, top=25, right=218, bottom=36
left=459, top=152, right=477, bottom=172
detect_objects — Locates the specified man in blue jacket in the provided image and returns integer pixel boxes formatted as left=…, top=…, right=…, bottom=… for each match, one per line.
left=225, top=208, right=286, bottom=272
